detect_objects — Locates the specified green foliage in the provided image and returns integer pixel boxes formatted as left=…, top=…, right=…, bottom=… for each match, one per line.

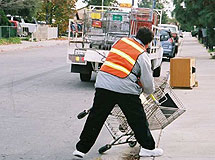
left=161, top=12, right=169, bottom=24
left=173, top=0, right=215, bottom=31
left=1, top=0, right=41, bottom=20
left=37, top=0, right=76, bottom=36
left=173, top=0, right=215, bottom=50
left=138, top=0, right=166, bottom=9
left=83, top=0, right=115, bottom=6
left=0, top=37, right=21, bottom=45
left=138, top=1, right=152, bottom=8
left=0, top=9, right=10, bottom=26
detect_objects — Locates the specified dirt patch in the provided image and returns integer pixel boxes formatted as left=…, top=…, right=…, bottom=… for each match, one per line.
left=122, top=147, right=140, bottom=160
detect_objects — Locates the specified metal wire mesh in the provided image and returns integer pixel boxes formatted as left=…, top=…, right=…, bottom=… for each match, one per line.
left=0, top=26, right=17, bottom=38
left=105, top=77, right=186, bottom=140
left=105, top=106, right=130, bottom=138
left=150, top=83, right=186, bottom=130
left=147, top=76, right=186, bottom=130
left=105, top=86, right=166, bottom=139
left=83, top=9, right=130, bottom=46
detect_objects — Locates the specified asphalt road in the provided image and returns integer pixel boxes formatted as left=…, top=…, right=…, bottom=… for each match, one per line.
left=0, top=44, right=117, bottom=160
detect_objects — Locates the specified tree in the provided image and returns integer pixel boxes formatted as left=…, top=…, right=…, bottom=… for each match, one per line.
left=37, top=0, right=76, bottom=36
left=0, top=9, right=10, bottom=26
left=138, top=0, right=153, bottom=8
left=0, top=0, right=41, bottom=19
left=173, top=0, right=215, bottom=50
left=82, top=0, right=116, bottom=6
left=173, top=0, right=215, bottom=30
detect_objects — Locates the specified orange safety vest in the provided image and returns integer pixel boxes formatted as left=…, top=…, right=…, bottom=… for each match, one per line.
left=100, top=37, right=146, bottom=78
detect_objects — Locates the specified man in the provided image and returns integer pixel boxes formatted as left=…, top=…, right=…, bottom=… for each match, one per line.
left=73, top=27, right=163, bottom=158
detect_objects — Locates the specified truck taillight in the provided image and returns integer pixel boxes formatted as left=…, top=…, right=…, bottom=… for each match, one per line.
left=68, top=49, right=87, bottom=64
left=69, top=54, right=86, bottom=64
left=75, top=56, right=80, bottom=62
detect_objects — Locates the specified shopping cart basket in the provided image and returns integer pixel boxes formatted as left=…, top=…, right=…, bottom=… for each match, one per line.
left=97, top=85, right=166, bottom=154
left=77, top=76, right=186, bottom=154
left=148, top=79, right=186, bottom=130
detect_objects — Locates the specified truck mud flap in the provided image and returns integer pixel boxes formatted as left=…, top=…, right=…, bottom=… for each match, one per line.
left=71, top=63, right=93, bottom=74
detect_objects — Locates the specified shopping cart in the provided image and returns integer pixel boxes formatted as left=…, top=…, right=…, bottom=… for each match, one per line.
left=82, top=7, right=131, bottom=50
left=77, top=75, right=186, bottom=154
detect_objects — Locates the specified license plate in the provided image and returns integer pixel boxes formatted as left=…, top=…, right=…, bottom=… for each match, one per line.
left=74, top=49, right=86, bottom=55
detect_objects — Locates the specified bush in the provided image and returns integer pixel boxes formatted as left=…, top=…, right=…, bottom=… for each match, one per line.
left=0, top=9, right=10, bottom=26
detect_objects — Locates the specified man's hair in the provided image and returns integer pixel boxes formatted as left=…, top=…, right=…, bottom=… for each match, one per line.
left=135, top=27, right=154, bottom=45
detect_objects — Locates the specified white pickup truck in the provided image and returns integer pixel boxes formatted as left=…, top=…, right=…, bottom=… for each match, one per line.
left=7, top=15, right=38, bottom=36
left=67, top=6, right=163, bottom=81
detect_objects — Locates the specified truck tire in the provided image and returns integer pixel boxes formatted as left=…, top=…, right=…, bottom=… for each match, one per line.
left=153, top=66, right=161, bottom=77
left=80, top=72, right=91, bottom=82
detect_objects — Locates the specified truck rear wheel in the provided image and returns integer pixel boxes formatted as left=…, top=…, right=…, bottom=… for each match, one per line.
left=80, top=72, right=91, bottom=82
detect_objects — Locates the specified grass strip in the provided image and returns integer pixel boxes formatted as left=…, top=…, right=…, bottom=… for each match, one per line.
left=0, top=37, right=21, bottom=45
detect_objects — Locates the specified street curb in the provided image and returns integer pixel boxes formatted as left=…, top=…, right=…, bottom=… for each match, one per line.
left=0, top=40, right=67, bottom=53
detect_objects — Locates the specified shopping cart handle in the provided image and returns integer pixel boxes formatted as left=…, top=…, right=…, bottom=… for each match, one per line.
left=77, top=110, right=89, bottom=119
left=150, top=94, right=156, bottom=101
left=150, top=94, right=159, bottom=105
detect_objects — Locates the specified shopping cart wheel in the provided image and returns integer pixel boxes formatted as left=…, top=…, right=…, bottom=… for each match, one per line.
left=119, top=124, right=126, bottom=132
left=98, top=144, right=111, bottom=154
left=129, top=141, right=137, bottom=148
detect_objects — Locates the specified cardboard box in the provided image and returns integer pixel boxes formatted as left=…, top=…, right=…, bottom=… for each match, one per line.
left=170, top=57, right=196, bottom=88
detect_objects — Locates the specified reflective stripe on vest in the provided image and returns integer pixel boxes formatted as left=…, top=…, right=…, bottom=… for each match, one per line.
left=100, top=38, right=146, bottom=78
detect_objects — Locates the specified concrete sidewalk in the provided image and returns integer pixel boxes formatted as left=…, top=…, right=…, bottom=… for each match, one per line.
left=156, top=33, right=215, bottom=160
left=0, top=39, right=67, bottom=53
left=101, top=33, right=215, bottom=160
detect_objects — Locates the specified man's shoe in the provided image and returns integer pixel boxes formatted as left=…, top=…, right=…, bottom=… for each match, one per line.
left=139, top=147, right=163, bottom=157
left=73, top=149, right=85, bottom=158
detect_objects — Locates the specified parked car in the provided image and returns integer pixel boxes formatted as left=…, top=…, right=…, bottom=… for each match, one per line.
left=158, top=24, right=179, bottom=54
left=7, top=15, right=38, bottom=36
left=160, top=29, right=176, bottom=59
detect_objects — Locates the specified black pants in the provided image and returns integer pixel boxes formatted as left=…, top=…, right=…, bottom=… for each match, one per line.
left=76, top=88, right=155, bottom=153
